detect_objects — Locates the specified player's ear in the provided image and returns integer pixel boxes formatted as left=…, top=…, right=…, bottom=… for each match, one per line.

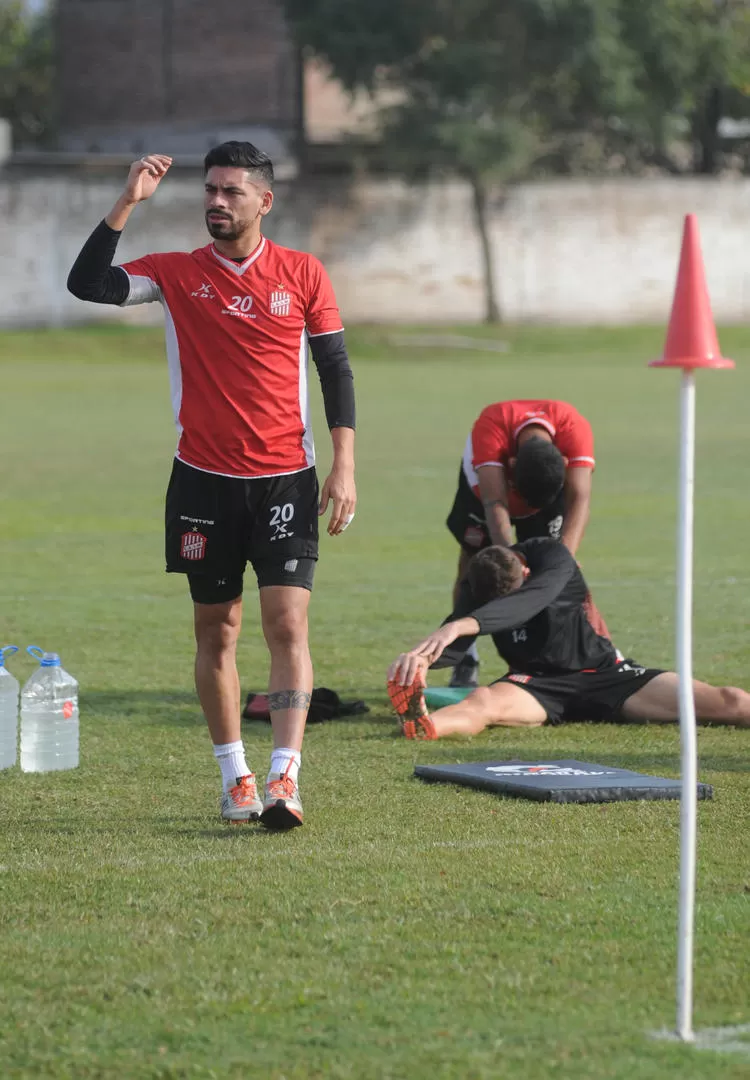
left=260, top=190, right=274, bottom=216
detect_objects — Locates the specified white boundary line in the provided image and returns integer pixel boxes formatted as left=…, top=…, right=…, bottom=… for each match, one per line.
left=651, top=1025, right=750, bottom=1058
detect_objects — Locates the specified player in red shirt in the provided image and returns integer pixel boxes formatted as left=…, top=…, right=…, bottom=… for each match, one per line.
left=445, top=400, right=595, bottom=687
left=67, top=143, right=357, bottom=829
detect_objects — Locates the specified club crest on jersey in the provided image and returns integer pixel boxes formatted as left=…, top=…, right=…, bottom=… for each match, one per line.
left=180, top=531, right=207, bottom=561
left=270, top=290, right=291, bottom=316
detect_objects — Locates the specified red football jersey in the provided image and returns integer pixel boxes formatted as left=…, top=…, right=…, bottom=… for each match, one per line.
left=462, top=400, right=595, bottom=518
left=120, top=236, right=343, bottom=477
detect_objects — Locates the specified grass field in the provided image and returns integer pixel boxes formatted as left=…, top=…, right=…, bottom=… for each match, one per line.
left=0, top=322, right=749, bottom=1080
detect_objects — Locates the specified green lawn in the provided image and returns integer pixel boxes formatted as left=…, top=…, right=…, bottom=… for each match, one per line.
left=0, top=323, right=748, bottom=1080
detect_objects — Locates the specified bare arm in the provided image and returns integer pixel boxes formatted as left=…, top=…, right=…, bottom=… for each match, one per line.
left=476, top=465, right=513, bottom=546
left=561, top=466, right=592, bottom=555
left=388, top=616, right=480, bottom=686
left=105, top=154, right=173, bottom=230
left=428, top=541, right=576, bottom=672
left=389, top=540, right=577, bottom=683
left=319, top=426, right=356, bottom=537
left=67, top=154, right=173, bottom=303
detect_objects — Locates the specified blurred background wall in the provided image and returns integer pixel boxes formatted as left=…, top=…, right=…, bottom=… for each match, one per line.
left=2, top=171, right=750, bottom=327
left=2, top=0, right=750, bottom=327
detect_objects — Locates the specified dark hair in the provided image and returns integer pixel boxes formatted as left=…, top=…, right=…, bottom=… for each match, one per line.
left=514, top=437, right=565, bottom=509
left=467, top=546, right=525, bottom=601
left=203, top=141, right=274, bottom=186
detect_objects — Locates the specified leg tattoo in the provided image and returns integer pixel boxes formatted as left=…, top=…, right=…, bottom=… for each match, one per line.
left=268, top=690, right=312, bottom=713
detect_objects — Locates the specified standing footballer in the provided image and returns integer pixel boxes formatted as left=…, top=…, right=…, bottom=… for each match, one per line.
left=67, top=142, right=356, bottom=830
left=446, top=398, right=596, bottom=687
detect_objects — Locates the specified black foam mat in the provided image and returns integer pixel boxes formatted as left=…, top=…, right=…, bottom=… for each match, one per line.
left=414, top=759, right=714, bottom=804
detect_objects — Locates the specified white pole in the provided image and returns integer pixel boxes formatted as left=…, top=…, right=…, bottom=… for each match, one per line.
left=676, top=369, right=698, bottom=1042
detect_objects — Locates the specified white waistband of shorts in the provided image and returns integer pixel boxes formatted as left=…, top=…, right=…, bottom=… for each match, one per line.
left=175, top=454, right=313, bottom=481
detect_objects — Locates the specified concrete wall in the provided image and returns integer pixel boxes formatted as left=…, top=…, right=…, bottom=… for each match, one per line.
left=1, top=169, right=750, bottom=328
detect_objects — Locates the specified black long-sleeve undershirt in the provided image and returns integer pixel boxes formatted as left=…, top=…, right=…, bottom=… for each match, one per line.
left=67, top=221, right=355, bottom=430
left=432, top=538, right=617, bottom=674
left=457, top=541, right=575, bottom=637
left=309, top=332, right=355, bottom=431
left=433, top=540, right=576, bottom=667
left=67, top=220, right=130, bottom=304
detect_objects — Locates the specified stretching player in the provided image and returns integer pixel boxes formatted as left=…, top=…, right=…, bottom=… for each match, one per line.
left=446, top=399, right=595, bottom=687
left=68, top=143, right=357, bottom=828
left=388, top=539, right=750, bottom=737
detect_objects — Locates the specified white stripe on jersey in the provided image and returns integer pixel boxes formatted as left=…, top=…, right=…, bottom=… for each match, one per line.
left=209, top=238, right=266, bottom=276
left=121, top=273, right=162, bottom=306
left=173, top=455, right=312, bottom=481
left=163, top=299, right=183, bottom=444
left=462, top=433, right=504, bottom=486
left=513, top=417, right=557, bottom=439
left=461, top=432, right=478, bottom=488
left=299, top=329, right=315, bottom=467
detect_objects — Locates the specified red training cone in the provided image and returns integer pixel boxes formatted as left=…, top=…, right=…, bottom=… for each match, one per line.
left=650, top=214, right=734, bottom=370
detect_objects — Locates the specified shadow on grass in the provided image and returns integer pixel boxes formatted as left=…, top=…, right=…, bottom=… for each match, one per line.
left=242, top=714, right=375, bottom=731
left=695, top=755, right=750, bottom=773
left=84, top=691, right=196, bottom=708
left=80, top=693, right=750, bottom=771
left=84, top=689, right=198, bottom=723
left=83, top=689, right=381, bottom=732
left=524, top=747, right=749, bottom=775
left=416, top=743, right=749, bottom=776
left=172, top=826, right=304, bottom=842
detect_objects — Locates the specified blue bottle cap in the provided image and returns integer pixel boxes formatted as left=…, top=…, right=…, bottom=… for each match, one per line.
left=26, top=646, right=62, bottom=667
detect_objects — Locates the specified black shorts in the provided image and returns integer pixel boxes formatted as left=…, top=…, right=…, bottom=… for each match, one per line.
left=494, top=660, right=664, bottom=725
left=446, top=467, right=566, bottom=554
left=165, top=459, right=319, bottom=603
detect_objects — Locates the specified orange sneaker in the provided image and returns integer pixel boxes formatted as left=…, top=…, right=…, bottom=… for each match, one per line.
left=260, top=761, right=303, bottom=830
left=387, top=671, right=437, bottom=740
left=221, top=773, right=263, bottom=822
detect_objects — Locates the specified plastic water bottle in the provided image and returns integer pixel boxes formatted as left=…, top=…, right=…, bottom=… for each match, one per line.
left=0, top=645, right=20, bottom=770
left=20, top=646, right=79, bottom=773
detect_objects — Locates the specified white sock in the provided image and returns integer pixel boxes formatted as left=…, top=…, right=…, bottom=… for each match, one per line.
left=213, top=740, right=252, bottom=793
left=268, top=747, right=301, bottom=785
left=467, top=642, right=479, bottom=664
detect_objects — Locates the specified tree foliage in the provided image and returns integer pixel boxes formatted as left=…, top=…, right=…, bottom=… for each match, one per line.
left=0, top=0, right=55, bottom=148
left=284, top=0, right=637, bottom=320
left=284, top=0, right=750, bottom=320
left=288, top=1, right=564, bottom=180
left=285, top=0, right=750, bottom=177
left=543, top=0, right=750, bottom=173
